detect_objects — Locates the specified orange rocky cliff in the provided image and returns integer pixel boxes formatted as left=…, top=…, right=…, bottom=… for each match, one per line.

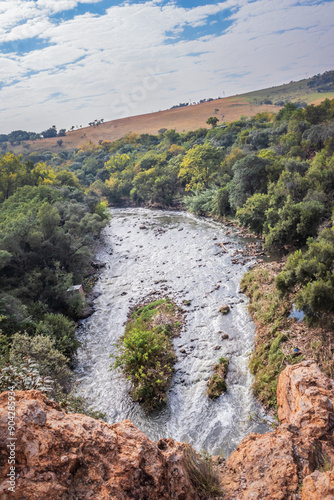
left=0, top=360, right=334, bottom=499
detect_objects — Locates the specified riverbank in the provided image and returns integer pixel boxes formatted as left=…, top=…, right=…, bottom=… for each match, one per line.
left=75, top=207, right=268, bottom=455
left=240, top=260, right=334, bottom=412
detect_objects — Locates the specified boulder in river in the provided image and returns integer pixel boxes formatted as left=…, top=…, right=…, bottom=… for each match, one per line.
left=219, top=305, right=230, bottom=315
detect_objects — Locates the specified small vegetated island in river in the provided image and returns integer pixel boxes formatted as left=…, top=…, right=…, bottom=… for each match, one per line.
left=207, top=357, right=229, bottom=399
left=112, top=297, right=184, bottom=410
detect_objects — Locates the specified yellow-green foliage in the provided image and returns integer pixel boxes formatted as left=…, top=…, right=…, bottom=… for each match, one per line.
left=112, top=298, right=182, bottom=410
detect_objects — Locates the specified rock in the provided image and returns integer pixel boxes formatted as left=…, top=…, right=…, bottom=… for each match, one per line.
left=219, top=305, right=230, bottom=314
left=221, top=426, right=300, bottom=499
left=88, top=290, right=102, bottom=301
left=80, top=304, right=95, bottom=319
left=277, top=360, right=334, bottom=441
left=2, top=361, right=334, bottom=499
left=220, top=360, right=334, bottom=499
left=91, top=261, right=106, bottom=269
left=222, top=334, right=229, bottom=340
left=302, top=470, right=334, bottom=499
left=0, top=391, right=201, bottom=500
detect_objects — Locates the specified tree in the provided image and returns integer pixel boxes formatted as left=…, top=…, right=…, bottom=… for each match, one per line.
left=36, top=313, right=79, bottom=358
left=229, top=155, right=270, bottom=210
left=178, top=143, right=224, bottom=191
left=41, top=127, right=57, bottom=138
left=0, top=152, right=26, bottom=201
left=206, top=117, right=219, bottom=128
left=105, top=154, right=132, bottom=173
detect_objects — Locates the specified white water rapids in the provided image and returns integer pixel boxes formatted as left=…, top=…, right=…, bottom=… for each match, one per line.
left=75, top=208, right=269, bottom=456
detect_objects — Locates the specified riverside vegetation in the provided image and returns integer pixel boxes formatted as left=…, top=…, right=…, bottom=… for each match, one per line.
left=1, top=90, right=334, bottom=414
left=112, top=298, right=183, bottom=409
left=0, top=160, right=109, bottom=415
left=207, top=357, right=229, bottom=399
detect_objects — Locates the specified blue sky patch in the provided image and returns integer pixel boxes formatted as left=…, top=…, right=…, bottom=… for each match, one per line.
left=164, top=11, right=234, bottom=45
left=50, top=0, right=113, bottom=21
left=0, top=37, right=52, bottom=55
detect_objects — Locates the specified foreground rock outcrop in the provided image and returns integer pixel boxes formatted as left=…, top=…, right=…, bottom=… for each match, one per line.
left=220, top=360, right=334, bottom=499
left=0, top=391, right=201, bottom=500
left=0, top=360, right=333, bottom=499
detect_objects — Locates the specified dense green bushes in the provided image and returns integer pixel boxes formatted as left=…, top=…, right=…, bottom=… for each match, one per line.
left=0, top=152, right=108, bottom=417
left=207, top=357, right=229, bottom=399
left=1, top=95, right=334, bottom=392
left=112, top=298, right=182, bottom=409
left=0, top=184, right=108, bottom=340
left=276, top=228, right=334, bottom=322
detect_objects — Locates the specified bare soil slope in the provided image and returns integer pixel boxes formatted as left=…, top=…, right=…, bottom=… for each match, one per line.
left=13, top=97, right=279, bottom=154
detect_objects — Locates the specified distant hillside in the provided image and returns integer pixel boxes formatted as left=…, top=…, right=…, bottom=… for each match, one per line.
left=7, top=70, right=334, bottom=154
left=244, top=70, right=334, bottom=107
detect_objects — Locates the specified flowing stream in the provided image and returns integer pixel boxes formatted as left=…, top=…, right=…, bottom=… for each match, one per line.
left=76, top=208, right=269, bottom=456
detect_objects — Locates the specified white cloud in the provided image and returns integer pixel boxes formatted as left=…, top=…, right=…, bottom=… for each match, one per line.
left=0, top=17, right=52, bottom=42
left=36, top=0, right=77, bottom=12
left=0, top=0, right=333, bottom=132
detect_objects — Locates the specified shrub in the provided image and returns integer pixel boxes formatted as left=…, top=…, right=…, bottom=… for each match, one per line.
left=207, top=357, right=229, bottom=399
left=36, top=313, right=80, bottom=358
left=9, top=332, right=72, bottom=395
left=276, top=228, right=334, bottom=321
left=113, top=327, right=176, bottom=407
left=111, top=298, right=182, bottom=409
left=237, top=193, right=270, bottom=235
left=0, top=357, right=53, bottom=393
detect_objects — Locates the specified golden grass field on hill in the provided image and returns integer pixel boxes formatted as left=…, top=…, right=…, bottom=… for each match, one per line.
left=9, top=80, right=334, bottom=155
left=12, top=97, right=280, bottom=154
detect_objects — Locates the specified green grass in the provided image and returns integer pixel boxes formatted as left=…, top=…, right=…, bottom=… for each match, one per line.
left=241, top=267, right=304, bottom=409
left=241, top=77, right=334, bottom=106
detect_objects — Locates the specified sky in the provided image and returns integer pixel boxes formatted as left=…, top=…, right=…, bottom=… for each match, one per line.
left=0, top=0, right=333, bottom=133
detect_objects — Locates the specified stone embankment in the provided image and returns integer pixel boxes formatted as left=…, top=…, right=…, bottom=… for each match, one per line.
left=0, top=360, right=333, bottom=499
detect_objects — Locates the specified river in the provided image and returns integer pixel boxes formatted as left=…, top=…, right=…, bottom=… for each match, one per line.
left=75, top=208, right=269, bottom=456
